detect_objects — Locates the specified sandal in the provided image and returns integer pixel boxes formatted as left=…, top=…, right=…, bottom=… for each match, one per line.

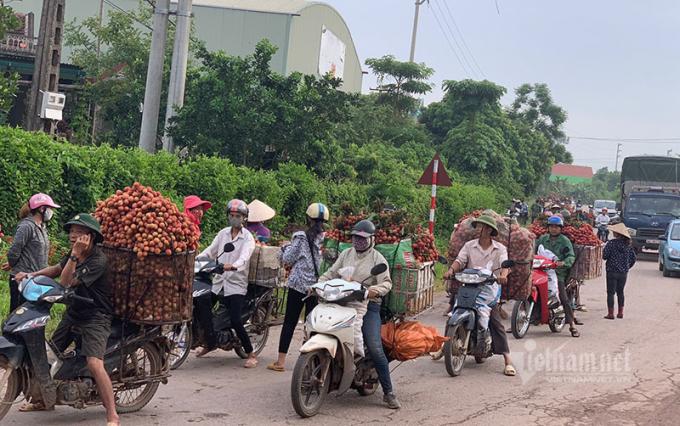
left=266, top=362, right=285, bottom=372
left=19, top=402, right=53, bottom=412
left=196, top=346, right=216, bottom=358
left=570, top=327, right=580, bottom=338
left=504, top=365, right=516, bottom=376
left=574, top=318, right=584, bottom=326
left=244, top=357, right=258, bottom=368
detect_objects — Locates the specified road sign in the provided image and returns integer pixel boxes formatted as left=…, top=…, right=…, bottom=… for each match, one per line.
left=417, top=154, right=452, bottom=234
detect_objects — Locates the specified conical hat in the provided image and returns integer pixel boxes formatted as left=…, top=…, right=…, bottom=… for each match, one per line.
left=247, top=199, right=275, bottom=222
left=608, top=223, right=631, bottom=239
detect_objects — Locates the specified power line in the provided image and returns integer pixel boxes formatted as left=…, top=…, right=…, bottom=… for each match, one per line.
left=440, top=0, right=485, bottom=78
left=103, top=0, right=153, bottom=31
left=569, top=136, right=680, bottom=143
left=431, top=0, right=477, bottom=78
left=427, top=2, right=472, bottom=77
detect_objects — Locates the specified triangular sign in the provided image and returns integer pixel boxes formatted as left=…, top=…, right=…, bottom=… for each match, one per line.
left=418, top=153, right=452, bottom=186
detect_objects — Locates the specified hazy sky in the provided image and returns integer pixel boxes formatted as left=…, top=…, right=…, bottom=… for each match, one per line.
left=323, top=0, right=680, bottom=171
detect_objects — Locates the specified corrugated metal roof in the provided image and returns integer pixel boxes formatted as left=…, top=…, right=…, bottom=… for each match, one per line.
left=185, top=0, right=311, bottom=15
left=551, top=163, right=594, bottom=179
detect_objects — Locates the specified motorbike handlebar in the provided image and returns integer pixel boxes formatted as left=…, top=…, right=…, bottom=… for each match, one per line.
left=69, top=293, right=95, bottom=304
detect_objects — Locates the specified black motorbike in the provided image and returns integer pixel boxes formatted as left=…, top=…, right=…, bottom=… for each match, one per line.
left=441, top=260, right=514, bottom=377
left=597, top=224, right=609, bottom=242
left=0, top=276, right=169, bottom=421
left=166, top=244, right=274, bottom=369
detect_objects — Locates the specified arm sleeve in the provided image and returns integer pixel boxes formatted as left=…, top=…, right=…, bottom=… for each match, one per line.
left=198, top=232, right=221, bottom=259
left=280, top=236, right=304, bottom=267
left=562, top=239, right=576, bottom=269
left=602, top=241, right=611, bottom=260
left=628, top=247, right=637, bottom=268
left=454, top=241, right=470, bottom=268
left=370, top=252, right=392, bottom=296
left=7, top=223, right=30, bottom=267
left=232, top=232, right=256, bottom=270
left=319, top=250, right=347, bottom=282
left=499, top=245, right=509, bottom=263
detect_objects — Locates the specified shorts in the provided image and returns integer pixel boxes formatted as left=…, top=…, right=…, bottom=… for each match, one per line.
left=51, top=311, right=112, bottom=359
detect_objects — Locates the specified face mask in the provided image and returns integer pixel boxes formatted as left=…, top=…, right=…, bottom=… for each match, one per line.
left=352, top=236, right=371, bottom=252
left=43, top=208, right=54, bottom=222
left=317, top=232, right=326, bottom=242
left=229, top=217, right=242, bottom=228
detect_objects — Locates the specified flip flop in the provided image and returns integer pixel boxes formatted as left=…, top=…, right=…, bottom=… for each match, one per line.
left=266, top=362, right=284, bottom=372
left=244, top=358, right=258, bottom=369
left=570, top=327, right=580, bottom=338
left=196, top=347, right=216, bottom=358
left=504, top=365, right=516, bottom=376
left=19, top=402, right=52, bottom=412
left=574, top=318, right=584, bottom=326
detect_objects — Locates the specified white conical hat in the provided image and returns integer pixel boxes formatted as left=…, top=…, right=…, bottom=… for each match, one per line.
left=247, top=199, right=275, bottom=222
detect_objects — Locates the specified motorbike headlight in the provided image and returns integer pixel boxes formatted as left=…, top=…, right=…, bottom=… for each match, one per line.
left=41, top=295, right=63, bottom=303
left=532, top=259, right=543, bottom=268
left=455, top=273, right=485, bottom=284
left=627, top=228, right=637, bottom=237
left=669, top=248, right=680, bottom=258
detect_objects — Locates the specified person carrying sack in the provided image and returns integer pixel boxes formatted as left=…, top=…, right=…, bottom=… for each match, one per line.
left=268, top=203, right=329, bottom=372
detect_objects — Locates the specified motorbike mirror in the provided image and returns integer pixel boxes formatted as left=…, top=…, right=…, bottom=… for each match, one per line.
left=370, top=264, right=388, bottom=276
left=223, top=243, right=235, bottom=253
left=438, top=255, right=448, bottom=265
left=501, top=260, right=515, bottom=269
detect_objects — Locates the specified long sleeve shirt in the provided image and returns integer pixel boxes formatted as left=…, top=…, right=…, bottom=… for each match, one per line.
left=535, top=234, right=575, bottom=282
left=199, top=226, right=256, bottom=296
left=603, top=238, right=637, bottom=274
left=7, top=217, right=49, bottom=274
left=280, top=231, right=321, bottom=295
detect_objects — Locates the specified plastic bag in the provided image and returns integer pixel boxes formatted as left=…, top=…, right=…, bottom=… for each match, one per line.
left=381, top=321, right=449, bottom=361
left=537, top=245, right=559, bottom=297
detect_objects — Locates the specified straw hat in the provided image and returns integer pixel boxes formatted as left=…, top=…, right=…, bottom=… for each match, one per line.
left=608, top=223, right=631, bottom=239
left=247, top=199, right=275, bottom=222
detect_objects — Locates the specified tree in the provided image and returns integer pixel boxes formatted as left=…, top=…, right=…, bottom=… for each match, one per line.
left=508, top=83, right=572, bottom=163
left=0, top=5, right=20, bottom=123
left=170, top=40, right=356, bottom=171
left=365, top=55, right=433, bottom=116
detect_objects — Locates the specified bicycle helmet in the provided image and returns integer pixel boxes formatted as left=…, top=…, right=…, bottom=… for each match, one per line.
left=226, top=199, right=248, bottom=216
left=306, top=203, right=330, bottom=222
left=351, top=220, right=376, bottom=238
left=547, top=216, right=564, bottom=227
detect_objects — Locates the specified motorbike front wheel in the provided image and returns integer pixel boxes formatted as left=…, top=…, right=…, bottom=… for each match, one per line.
left=166, top=322, right=192, bottom=370
left=235, top=305, right=270, bottom=359
left=291, top=350, right=331, bottom=418
left=114, top=343, right=162, bottom=414
left=444, top=324, right=468, bottom=377
left=0, top=357, right=20, bottom=421
left=549, top=311, right=566, bottom=333
left=511, top=300, right=531, bottom=339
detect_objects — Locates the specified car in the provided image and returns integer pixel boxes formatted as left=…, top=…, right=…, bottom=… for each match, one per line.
left=593, top=199, right=618, bottom=217
left=659, top=219, right=680, bottom=277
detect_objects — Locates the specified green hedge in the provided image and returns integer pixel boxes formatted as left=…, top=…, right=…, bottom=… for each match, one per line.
left=0, top=126, right=505, bottom=242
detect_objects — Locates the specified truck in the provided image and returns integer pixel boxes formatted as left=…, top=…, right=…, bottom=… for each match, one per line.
left=620, top=156, right=680, bottom=252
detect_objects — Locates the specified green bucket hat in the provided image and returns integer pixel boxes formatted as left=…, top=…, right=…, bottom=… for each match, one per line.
left=472, top=214, right=499, bottom=236
left=64, top=213, right=104, bottom=243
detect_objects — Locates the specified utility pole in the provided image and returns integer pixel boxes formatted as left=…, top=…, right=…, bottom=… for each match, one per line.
left=138, top=0, right=170, bottom=153
left=614, top=143, right=623, bottom=172
left=25, top=0, right=65, bottom=133
left=409, top=0, right=428, bottom=62
left=162, top=0, right=192, bottom=153
left=90, top=0, right=104, bottom=143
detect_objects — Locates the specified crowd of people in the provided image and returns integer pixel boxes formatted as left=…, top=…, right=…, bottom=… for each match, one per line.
left=1, top=191, right=640, bottom=423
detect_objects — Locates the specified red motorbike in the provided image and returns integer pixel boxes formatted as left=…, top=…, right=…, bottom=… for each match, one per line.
left=510, top=255, right=566, bottom=338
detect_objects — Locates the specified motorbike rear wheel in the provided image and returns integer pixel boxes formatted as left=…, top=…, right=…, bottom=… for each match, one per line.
left=166, top=322, right=192, bottom=370
left=235, top=304, right=270, bottom=359
left=114, top=343, right=162, bottom=414
left=291, top=350, right=331, bottom=418
left=0, top=357, right=19, bottom=421
left=511, top=300, right=531, bottom=339
left=444, top=324, right=467, bottom=377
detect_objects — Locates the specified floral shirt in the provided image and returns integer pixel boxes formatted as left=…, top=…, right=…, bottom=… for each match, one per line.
left=280, top=231, right=322, bottom=295
left=603, top=238, right=637, bottom=274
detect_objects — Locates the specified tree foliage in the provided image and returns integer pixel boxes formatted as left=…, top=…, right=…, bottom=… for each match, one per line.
left=365, top=55, right=433, bottom=115
left=0, top=5, right=20, bottom=123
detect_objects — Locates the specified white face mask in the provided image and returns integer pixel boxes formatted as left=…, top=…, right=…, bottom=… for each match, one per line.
left=43, top=208, right=54, bottom=222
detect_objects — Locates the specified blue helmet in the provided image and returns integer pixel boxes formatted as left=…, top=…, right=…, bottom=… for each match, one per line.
left=547, top=216, right=564, bottom=227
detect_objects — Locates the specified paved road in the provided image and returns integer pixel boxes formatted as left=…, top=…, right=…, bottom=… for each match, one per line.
left=6, top=257, right=680, bottom=425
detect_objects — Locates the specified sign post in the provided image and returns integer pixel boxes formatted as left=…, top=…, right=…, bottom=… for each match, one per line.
left=418, top=153, right=452, bottom=234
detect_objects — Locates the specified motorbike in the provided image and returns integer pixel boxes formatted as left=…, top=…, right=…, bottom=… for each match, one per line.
left=166, top=243, right=274, bottom=369
left=510, top=255, right=566, bottom=338
left=597, top=223, right=609, bottom=242
left=441, top=260, right=514, bottom=377
left=290, top=263, right=388, bottom=418
left=0, top=276, right=169, bottom=421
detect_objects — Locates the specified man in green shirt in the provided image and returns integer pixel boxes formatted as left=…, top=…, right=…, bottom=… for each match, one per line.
left=535, top=215, right=580, bottom=338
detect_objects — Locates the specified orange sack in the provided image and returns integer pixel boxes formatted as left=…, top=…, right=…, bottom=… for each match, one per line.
left=381, top=321, right=449, bottom=361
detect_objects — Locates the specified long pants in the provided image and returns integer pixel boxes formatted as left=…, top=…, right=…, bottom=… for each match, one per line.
left=606, top=271, right=627, bottom=309
left=8, top=275, right=24, bottom=313
left=489, top=305, right=509, bottom=355
left=558, top=279, right=575, bottom=324
left=278, top=288, right=317, bottom=354
left=362, top=302, right=393, bottom=395
left=194, top=294, right=218, bottom=349
left=219, top=294, right=253, bottom=354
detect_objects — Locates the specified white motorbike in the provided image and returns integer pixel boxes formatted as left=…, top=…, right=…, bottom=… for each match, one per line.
left=290, top=264, right=388, bottom=418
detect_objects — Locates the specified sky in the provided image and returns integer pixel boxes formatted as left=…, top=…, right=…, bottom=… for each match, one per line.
left=323, top=0, right=680, bottom=172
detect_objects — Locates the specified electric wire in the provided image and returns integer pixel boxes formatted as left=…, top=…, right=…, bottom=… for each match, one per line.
left=440, top=0, right=485, bottom=78
left=427, top=2, right=472, bottom=77
left=431, top=0, right=477, bottom=78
